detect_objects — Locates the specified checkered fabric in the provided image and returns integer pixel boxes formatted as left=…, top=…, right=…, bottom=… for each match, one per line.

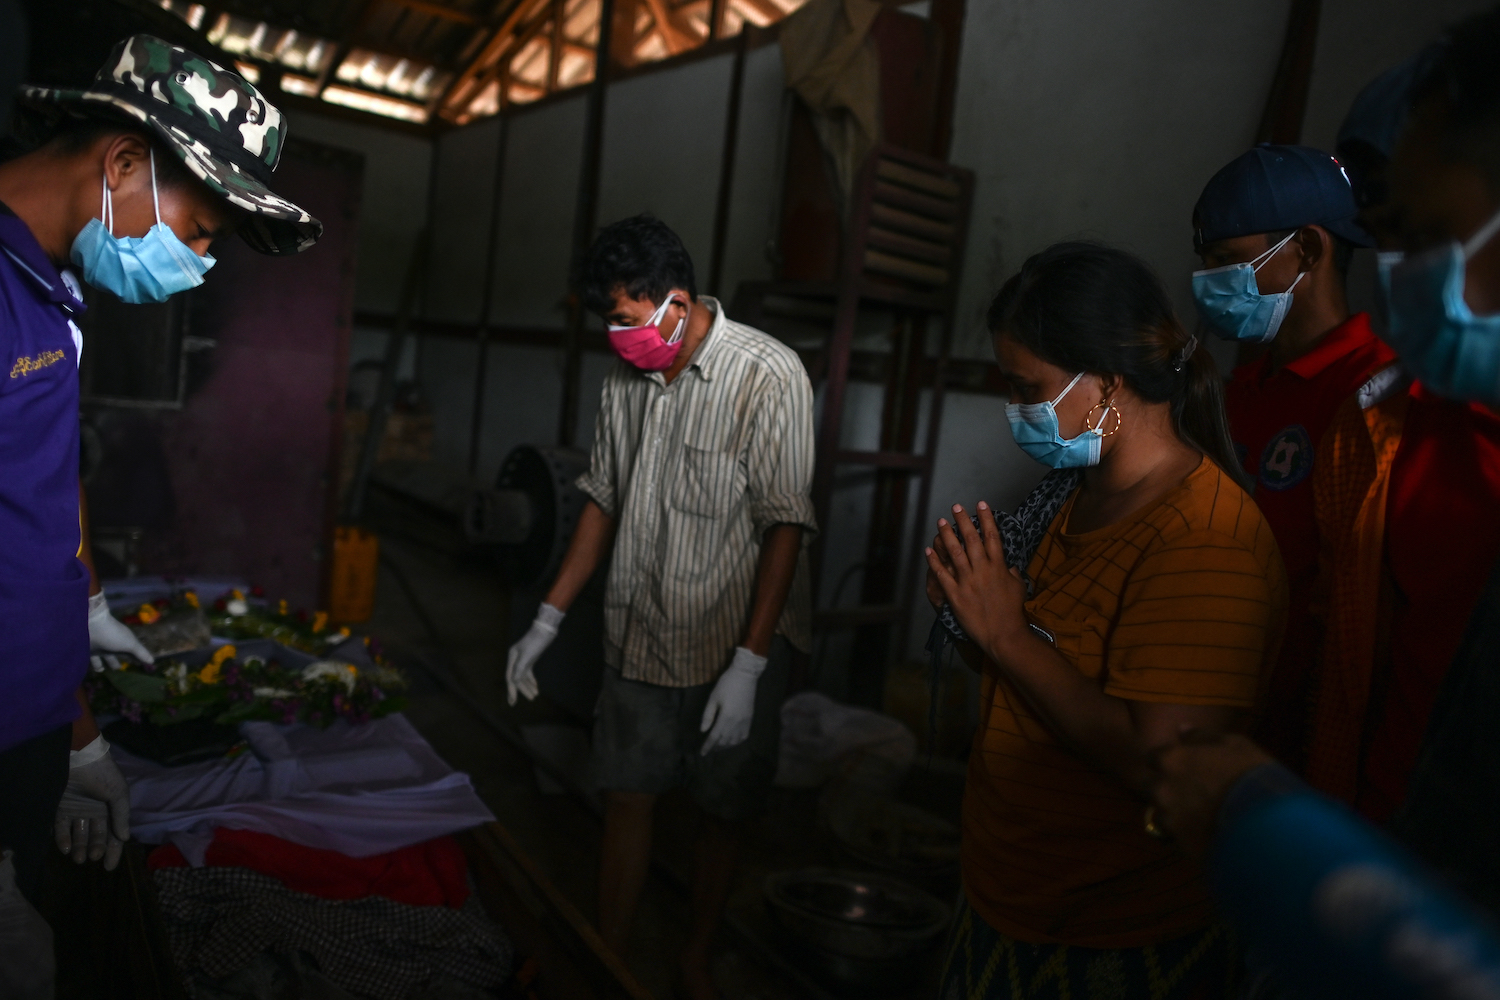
left=154, top=866, right=512, bottom=1000
left=937, top=897, right=1238, bottom=1000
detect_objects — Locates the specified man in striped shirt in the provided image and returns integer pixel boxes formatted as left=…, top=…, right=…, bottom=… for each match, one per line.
left=504, top=215, right=816, bottom=999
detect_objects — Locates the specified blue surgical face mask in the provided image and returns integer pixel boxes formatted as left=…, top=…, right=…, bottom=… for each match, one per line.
left=1377, top=206, right=1500, bottom=404
left=1005, top=371, right=1111, bottom=469
left=1192, top=230, right=1306, bottom=343
left=70, top=149, right=215, bottom=304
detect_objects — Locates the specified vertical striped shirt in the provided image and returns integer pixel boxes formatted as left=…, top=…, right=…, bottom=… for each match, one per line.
left=577, top=297, right=816, bottom=687
left=961, top=457, right=1287, bottom=948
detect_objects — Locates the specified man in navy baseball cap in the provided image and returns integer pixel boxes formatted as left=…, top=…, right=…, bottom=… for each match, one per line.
left=1188, top=143, right=1396, bottom=777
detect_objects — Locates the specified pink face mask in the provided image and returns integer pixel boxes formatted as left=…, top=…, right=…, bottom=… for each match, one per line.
left=607, top=293, right=687, bottom=371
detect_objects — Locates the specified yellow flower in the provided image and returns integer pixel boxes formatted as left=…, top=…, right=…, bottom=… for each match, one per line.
left=183, top=591, right=199, bottom=608
left=210, top=645, right=236, bottom=667
left=231, top=588, right=245, bottom=601
left=312, top=611, right=328, bottom=633
left=197, top=661, right=222, bottom=685
left=346, top=664, right=358, bottom=677
left=337, top=626, right=351, bottom=639
left=137, top=603, right=160, bottom=624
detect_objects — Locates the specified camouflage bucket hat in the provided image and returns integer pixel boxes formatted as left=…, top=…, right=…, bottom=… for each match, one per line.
left=17, top=34, right=320, bottom=255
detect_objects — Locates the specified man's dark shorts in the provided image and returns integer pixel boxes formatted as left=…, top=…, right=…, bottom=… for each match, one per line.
left=591, top=637, right=790, bottom=822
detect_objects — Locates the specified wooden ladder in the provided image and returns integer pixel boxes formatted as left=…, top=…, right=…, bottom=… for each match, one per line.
left=736, top=144, right=975, bottom=701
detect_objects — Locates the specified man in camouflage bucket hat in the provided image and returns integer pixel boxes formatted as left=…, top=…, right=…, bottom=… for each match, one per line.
left=0, top=34, right=316, bottom=915
left=17, top=33, right=321, bottom=254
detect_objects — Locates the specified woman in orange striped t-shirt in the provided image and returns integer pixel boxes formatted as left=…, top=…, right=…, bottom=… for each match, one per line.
left=927, top=243, right=1287, bottom=1000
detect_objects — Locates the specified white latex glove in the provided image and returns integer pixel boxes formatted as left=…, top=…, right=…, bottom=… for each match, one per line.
left=88, top=591, right=154, bottom=666
left=699, top=646, right=767, bottom=755
left=0, top=851, right=54, bottom=1000
left=506, top=603, right=564, bottom=706
left=54, top=735, right=131, bottom=871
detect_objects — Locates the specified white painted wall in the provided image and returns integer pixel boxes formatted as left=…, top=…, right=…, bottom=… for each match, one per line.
left=597, top=55, right=736, bottom=280
left=285, top=111, right=432, bottom=315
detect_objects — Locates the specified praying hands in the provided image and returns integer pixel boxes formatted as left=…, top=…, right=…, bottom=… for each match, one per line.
left=925, top=502, right=1031, bottom=663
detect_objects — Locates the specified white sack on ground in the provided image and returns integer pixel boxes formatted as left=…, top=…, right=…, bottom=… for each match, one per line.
left=774, top=691, right=916, bottom=794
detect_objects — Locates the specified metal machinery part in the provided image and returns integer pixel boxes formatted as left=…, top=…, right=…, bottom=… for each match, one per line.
left=467, top=445, right=592, bottom=586
left=463, top=487, right=532, bottom=547
left=464, top=445, right=605, bottom=723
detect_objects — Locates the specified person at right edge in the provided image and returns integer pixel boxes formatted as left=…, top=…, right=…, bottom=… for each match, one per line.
left=927, top=241, right=1287, bottom=1000
left=1190, top=144, right=1395, bottom=774
left=1147, top=8, right=1500, bottom=1000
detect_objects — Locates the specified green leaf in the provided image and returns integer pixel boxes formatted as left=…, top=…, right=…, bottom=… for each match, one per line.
left=215, top=702, right=270, bottom=725
left=105, top=670, right=170, bottom=703
left=174, top=688, right=231, bottom=706
left=373, top=696, right=406, bottom=718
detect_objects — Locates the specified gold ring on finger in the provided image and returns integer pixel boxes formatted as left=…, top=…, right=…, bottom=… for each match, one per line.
left=1143, top=805, right=1165, bottom=839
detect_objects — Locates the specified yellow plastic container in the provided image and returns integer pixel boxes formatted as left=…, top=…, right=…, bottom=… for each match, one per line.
left=329, top=526, right=379, bottom=624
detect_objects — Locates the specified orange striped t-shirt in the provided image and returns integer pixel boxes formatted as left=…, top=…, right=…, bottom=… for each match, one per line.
left=961, top=457, right=1287, bottom=949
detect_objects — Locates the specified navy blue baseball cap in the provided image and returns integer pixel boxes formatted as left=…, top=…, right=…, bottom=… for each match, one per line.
left=1193, top=144, right=1372, bottom=249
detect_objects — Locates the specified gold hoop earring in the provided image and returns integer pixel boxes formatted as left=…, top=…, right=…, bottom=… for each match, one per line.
left=1086, top=399, right=1123, bottom=437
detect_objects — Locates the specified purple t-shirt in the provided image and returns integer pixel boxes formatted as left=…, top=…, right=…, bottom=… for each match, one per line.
left=0, top=205, right=91, bottom=753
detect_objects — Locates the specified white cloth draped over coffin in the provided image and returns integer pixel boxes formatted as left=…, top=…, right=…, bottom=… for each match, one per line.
left=117, top=713, right=495, bottom=858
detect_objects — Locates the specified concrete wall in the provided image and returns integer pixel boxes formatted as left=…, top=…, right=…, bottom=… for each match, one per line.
left=286, top=111, right=432, bottom=315
left=290, top=0, right=1488, bottom=679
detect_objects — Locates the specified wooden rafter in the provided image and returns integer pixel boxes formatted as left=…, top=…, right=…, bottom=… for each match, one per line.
left=548, top=0, right=566, bottom=90
left=313, top=0, right=381, bottom=96
left=383, top=0, right=483, bottom=24
left=455, top=2, right=555, bottom=105
left=324, top=35, right=455, bottom=71
left=435, top=0, right=551, bottom=115
left=641, top=0, right=697, bottom=53
left=732, top=0, right=784, bottom=25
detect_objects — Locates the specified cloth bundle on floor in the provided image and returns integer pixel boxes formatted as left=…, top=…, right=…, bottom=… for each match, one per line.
left=149, top=828, right=472, bottom=909
left=154, top=866, right=511, bottom=1000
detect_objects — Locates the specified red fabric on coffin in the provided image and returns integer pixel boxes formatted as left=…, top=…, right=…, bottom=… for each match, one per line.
left=148, top=828, right=470, bottom=908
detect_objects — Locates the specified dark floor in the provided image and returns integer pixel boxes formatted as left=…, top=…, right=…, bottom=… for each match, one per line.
left=354, top=494, right=965, bottom=1000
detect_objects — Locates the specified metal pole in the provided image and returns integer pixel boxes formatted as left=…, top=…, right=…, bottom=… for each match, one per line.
left=344, top=229, right=430, bottom=521
left=345, top=137, right=442, bottom=521
left=467, top=115, right=512, bottom=478
left=706, top=28, right=747, bottom=298
left=558, top=0, right=615, bottom=448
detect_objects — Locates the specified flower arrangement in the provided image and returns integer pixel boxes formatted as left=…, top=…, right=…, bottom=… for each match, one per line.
left=205, top=588, right=354, bottom=655
left=84, top=644, right=408, bottom=728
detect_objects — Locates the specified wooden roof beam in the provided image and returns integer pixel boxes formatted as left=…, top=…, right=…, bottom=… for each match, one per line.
left=313, top=0, right=381, bottom=97
left=548, top=0, right=566, bottom=90
left=447, top=0, right=555, bottom=114
left=383, top=0, right=483, bottom=24
left=730, top=0, right=783, bottom=26
left=435, top=0, right=551, bottom=115
left=641, top=0, right=697, bottom=52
